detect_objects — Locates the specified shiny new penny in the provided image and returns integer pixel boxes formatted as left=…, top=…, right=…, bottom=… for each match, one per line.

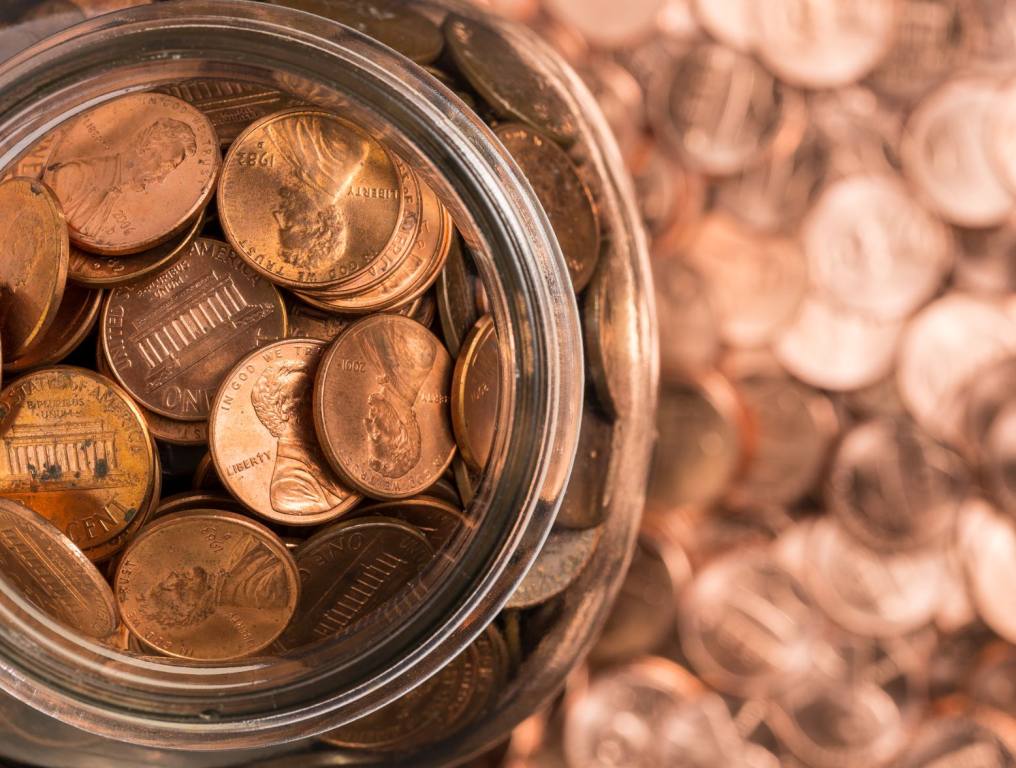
left=115, top=510, right=299, bottom=660
left=210, top=339, right=360, bottom=527
left=276, top=516, right=433, bottom=649
left=452, top=315, right=500, bottom=472
left=101, top=237, right=287, bottom=422
left=495, top=123, right=601, bottom=292
left=352, top=497, right=472, bottom=552
left=0, top=367, right=155, bottom=553
left=218, top=108, right=404, bottom=289
left=314, top=314, right=456, bottom=500
left=444, top=13, right=578, bottom=145
left=751, top=0, right=897, bottom=89
left=902, top=77, right=1015, bottom=227
left=505, top=526, right=602, bottom=609
left=4, top=282, right=101, bottom=373
left=0, top=177, right=69, bottom=359
left=42, top=92, right=220, bottom=255
left=67, top=210, right=202, bottom=288
left=0, top=498, right=118, bottom=639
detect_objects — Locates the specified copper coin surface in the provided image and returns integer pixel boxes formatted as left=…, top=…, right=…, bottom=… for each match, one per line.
left=0, top=498, right=118, bottom=639
left=192, top=452, right=225, bottom=492
left=0, top=367, right=154, bottom=555
left=505, top=526, right=602, bottom=610
left=436, top=236, right=480, bottom=358
left=691, top=0, right=755, bottom=50
left=141, top=406, right=208, bottom=447
left=151, top=491, right=245, bottom=520
left=314, top=314, right=456, bottom=500
left=555, top=401, right=613, bottom=530
left=115, top=510, right=299, bottom=660
left=986, top=405, right=1016, bottom=517
left=895, top=718, right=1016, bottom=768
left=444, top=13, right=578, bottom=145
left=285, top=293, right=431, bottom=343
left=42, top=92, right=220, bottom=255
left=651, top=258, right=719, bottom=378
left=0, top=177, right=69, bottom=360
left=210, top=338, right=361, bottom=527
left=276, top=516, right=433, bottom=649
left=452, top=315, right=500, bottom=472
left=218, top=108, right=404, bottom=290
left=494, top=123, right=601, bottom=293
left=67, top=210, right=202, bottom=289
left=101, top=237, right=287, bottom=421
left=351, top=497, right=472, bottom=552
left=2, top=128, right=64, bottom=181
left=4, top=282, right=101, bottom=373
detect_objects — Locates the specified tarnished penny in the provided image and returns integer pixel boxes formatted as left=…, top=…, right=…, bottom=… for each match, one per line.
left=314, top=314, right=456, bottom=500
left=101, top=237, right=287, bottom=422
left=555, top=400, right=613, bottom=530
left=436, top=236, right=480, bottom=358
left=494, top=123, right=600, bottom=292
left=210, top=339, right=360, bottom=527
left=444, top=13, right=578, bottom=145
left=115, top=510, right=299, bottom=660
left=0, top=177, right=69, bottom=360
left=42, top=92, right=220, bottom=255
left=4, top=282, right=101, bottom=373
left=0, top=498, right=118, bottom=639
left=67, top=210, right=202, bottom=288
left=505, top=526, right=602, bottom=609
left=0, top=367, right=155, bottom=554
left=276, top=516, right=433, bottom=649
left=352, top=497, right=472, bottom=552
left=451, top=315, right=500, bottom=472
left=218, top=108, right=404, bottom=289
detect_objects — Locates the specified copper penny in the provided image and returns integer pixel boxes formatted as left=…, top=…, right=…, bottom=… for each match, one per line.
left=494, top=123, right=601, bottom=293
left=193, top=451, right=225, bottom=492
left=632, top=141, right=706, bottom=248
left=101, top=237, right=287, bottom=422
left=218, top=108, right=404, bottom=290
left=115, top=510, right=299, bottom=660
left=314, top=314, right=456, bottom=500
left=827, top=418, right=968, bottom=551
left=651, top=258, right=719, bottom=378
left=42, top=92, right=220, bottom=255
left=896, top=717, right=1016, bottom=767
left=276, top=516, right=433, bottom=649
left=546, top=0, right=664, bottom=48
left=986, top=406, right=1016, bottom=519
left=691, top=0, right=755, bottom=49
left=751, top=0, right=897, bottom=89
left=505, top=525, right=602, bottom=609
left=285, top=293, right=431, bottom=342
left=151, top=491, right=245, bottom=520
left=141, top=406, right=208, bottom=447
left=0, top=497, right=118, bottom=639
left=954, top=222, right=1016, bottom=296
left=0, top=177, right=69, bottom=360
left=451, top=315, right=500, bottom=472
left=0, top=367, right=154, bottom=557
left=555, top=400, right=613, bottom=530
left=436, top=235, right=480, bottom=358
left=419, top=476, right=462, bottom=508
left=444, top=13, right=578, bottom=145
left=3, top=282, right=101, bottom=373
left=67, top=209, right=202, bottom=289
left=1, top=127, right=64, bottom=181
left=210, top=338, right=361, bottom=527
left=351, top=497, right=473, bottom=551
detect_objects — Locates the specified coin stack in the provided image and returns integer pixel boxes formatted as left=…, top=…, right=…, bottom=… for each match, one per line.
left=467, top=1, right=1016, bottom=767
left=0, top=1, right=628, bottom=757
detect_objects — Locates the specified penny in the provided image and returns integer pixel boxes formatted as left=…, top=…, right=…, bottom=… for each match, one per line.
left=452, top=455, right=478, bottom=508
left=631, top=141, right=706, bottom=249
left=576, top=58, right=644, bottom=162
left=986, top=406, right=1016, bottom=518
left=42, top=92, right=220, bottom=255
left=989, top=76, right=1016, bottom=198
left=436, top=235, right=480, bottom=358
left=651, top=42, right=785, bottom=176
left=751, top=0, right=897, bottom=89
left=902, top=77, right=1014, bottom=227
left=651, top=258, right=719, bottom=378
left=954, top=222, right=1016, bottom=296
left=555, top=400, right=613, bottom=530
left=419, top=476, right=462, bottom=508
left=494, top=123, right=601, bottom=293
left=691, top=0, right=755, bottom=50
left=802, top=175, right=952, bottom=321
left=444, top=13, right=578, bottom=145
left=896, top=717, right=1016, bottom=767
left=314, top=314, right=456, bottom=500
left=218, top=108, right=404, bottom=289
left=505, top=526, right=601, bottom=609
left=0, top=177, right=69, bottom=360
left=827, top=418, right=968, bottom=552
left=451, top=315, right=500, bottom=472
left=351, top=497, right=472, bottom=552
left=101, top=237, right=287, bottom=422
left=67, top=210, right=202, bottom=289
left=3, top=282, right=101, bottom=373
left=320, top=625, right=508, bottom=750
left=286, top=293, right=431, bottom=343
left=810, top=86, right=903, bottom=180
left=276, top=516, right=433, bottom=649
left=0, top=497, right=118, bottom=639
left=210, top=339, right=360, bottom=527
left=0, top=366, right=155, bottom=555
left=141, top=406, right=208, bottom=447
left=156, top=79, right=307, bottom=148
left=151, top=491, right=245, bottom=520
left=546, top=0, right=664, bottom=48
left=115, top=510, right=299, bottom=660
left=648, top=371, right=746, bottom=512
left=192, top=452, right=224, bottom=492
left=684, top=214, right=807, bottom=349
left=269, top=0, right=444, bottom=64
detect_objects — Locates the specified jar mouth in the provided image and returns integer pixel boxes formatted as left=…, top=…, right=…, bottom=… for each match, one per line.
left=0, top=0, right=582, bottom=748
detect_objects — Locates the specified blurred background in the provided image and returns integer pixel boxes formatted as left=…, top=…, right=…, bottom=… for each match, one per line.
left=6, top=0, right=1016, bottom=766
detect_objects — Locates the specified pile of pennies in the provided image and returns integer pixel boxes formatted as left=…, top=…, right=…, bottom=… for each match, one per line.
left=473, top=1, right=1016, bottom=767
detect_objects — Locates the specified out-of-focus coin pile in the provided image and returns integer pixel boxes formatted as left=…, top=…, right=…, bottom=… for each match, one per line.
left=476, top=1, right=1016, bottom=766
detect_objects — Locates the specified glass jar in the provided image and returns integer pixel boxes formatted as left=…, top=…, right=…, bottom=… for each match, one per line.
left=0, top=1, right=654, bottom=765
